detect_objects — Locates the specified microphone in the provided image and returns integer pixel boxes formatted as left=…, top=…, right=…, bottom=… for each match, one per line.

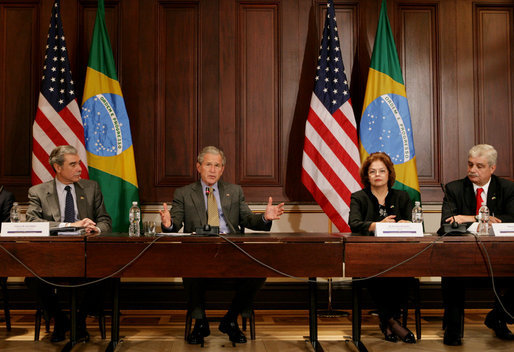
left=439, top=183, right=468, bottom=235
left=205, top=187, right=210, bottom=196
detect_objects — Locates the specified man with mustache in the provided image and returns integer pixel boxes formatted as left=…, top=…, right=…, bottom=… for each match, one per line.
left=26, top=145, right=111, bottom=342
left=439, top=144, right=514, bottom=346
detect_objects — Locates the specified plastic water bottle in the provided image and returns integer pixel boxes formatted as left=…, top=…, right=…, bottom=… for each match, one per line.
left=411, top=201, right=423, bottom=223
left=478, top=204, right=490, bottom=235
left=128, top=201, right=141, bottom=237
left=10, top=202, right=20, bottom=222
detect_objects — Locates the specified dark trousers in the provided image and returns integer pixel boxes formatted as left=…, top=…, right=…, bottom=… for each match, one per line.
left=25, top=277, right=107, bottom=330
left=442, top=277, right=514, bottom=335
left=366, top=277, right=412, bottom=324
left=183, top=278, right=265, bottom=320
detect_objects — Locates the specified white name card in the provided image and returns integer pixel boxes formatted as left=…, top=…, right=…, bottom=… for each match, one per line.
left=375, top=222, right=424, bottom=237
left=1, top=222, right=50, bottom=237
left=491, top=223, right=514, bottom=237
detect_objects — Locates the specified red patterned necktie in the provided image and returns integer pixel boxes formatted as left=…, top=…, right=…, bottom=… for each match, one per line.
left=475, top=188, right=484, bottom=215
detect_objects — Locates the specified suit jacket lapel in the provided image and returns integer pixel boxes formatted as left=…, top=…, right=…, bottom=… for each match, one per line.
left=47, top=180, right=62, bottom=222
left=487, top=175, right=499, bottom=214
left=191, top=182, right=207, bottom=224
left=75, top=181, right=88, bottom=219
left=463, top=178, right=477, bottom=214
left=218, top=181, right=237, bottom=233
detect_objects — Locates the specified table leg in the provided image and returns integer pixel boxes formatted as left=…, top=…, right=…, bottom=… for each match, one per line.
left=351, top=281, right=368, bottom=352
left=106, top=278, right=120, bottom=352
left=307, top=277, right=324, bottom=352
left=62, top=287, right=77, bottom=352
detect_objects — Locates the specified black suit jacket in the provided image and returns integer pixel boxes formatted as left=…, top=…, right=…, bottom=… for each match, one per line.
left=440, top=175, right=514, bottom=230
left=349, top=188, right=413, bottom=236
left=0, top=186, right=15, bottom=230
left=163, top=180, right=271, bottom=234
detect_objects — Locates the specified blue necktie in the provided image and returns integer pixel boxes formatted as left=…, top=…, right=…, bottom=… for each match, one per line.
left=64, top=185, right=75, bottom=223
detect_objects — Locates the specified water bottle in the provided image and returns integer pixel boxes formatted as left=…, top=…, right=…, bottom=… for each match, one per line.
left=478, top=204, right=490, bottom=235
left=411, top=201, right=423, bottom=223
left=10, top=202, right=20, bottom=222
left=128, top=201, right=141, bottom=237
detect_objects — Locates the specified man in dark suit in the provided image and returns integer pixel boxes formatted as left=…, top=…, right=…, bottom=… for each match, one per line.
left=440, top=144, right=514, bottom=346
left=0, top=185, right=15, bottom=228
left=26, top=145, right=112, bottom=342
left=160, top=146, right=284, bottom=345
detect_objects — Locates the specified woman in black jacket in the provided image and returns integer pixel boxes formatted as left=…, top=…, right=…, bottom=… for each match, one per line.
left=349, top=152, right=416, bottom=344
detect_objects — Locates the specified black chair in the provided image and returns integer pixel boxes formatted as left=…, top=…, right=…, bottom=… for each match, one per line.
left=184, top=309, right=256, bottom=341
left=0, top=277, right=11, bottom=331
left=34, top=307, right=106, bottom=341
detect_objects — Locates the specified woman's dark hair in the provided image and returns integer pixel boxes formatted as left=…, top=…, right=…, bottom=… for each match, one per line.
left=360, top=152, right=396, bottom=188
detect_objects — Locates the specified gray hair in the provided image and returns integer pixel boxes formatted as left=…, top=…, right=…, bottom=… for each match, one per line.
left=197, top=146, right=226, bottom=166
left=49, top=145, right=78, bottom=171
left=468, top=144, right=497, bottom=167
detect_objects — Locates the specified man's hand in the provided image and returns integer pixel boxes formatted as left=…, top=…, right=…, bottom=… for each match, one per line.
left=445, top=215, right=475, bottom=224
left=72, top=218, right=98, bottom=233
left=489, top=216, right=502, bottom=224
left=264, top=197, right=284, bottom=221
left=159, top=202, right=172, bottom=228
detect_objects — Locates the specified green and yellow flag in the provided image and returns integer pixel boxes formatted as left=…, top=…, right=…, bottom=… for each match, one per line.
left=81, top=0, right=139, bottom=232
left=359, top=0, right=420, bottom=203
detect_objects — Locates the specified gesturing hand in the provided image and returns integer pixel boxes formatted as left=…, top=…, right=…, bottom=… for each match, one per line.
left=159, top=202, right=171, bottom=228
left=264, top=197, right=285, bottom=221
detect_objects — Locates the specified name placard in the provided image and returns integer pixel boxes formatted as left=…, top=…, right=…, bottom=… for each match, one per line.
left=491, top=223, right=514, bottom=237
left=0, top=222, right=50, bottom=237
left=375, top=222, right=424, bottom=237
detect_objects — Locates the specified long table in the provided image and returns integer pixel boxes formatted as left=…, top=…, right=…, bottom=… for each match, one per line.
left=2, top=233, right=513, bottom=352
left=85, top=232, right=344, bottom=352
left=343, top=234, right=514, bottom=352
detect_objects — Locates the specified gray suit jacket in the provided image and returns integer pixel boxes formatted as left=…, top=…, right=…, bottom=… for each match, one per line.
left=164, top=180, right=271, bottom=234
left=26, top=179, right=112, bottom=233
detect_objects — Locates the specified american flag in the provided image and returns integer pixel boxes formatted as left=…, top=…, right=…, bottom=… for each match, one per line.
left=301, top=0, right=361, bottom=232
left=31, top=0, right=88, bottom=185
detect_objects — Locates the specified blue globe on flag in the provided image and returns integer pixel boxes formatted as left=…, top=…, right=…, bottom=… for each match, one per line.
left=81, top=93, right=133, bottom=157
left=360, top=93, right=415, bottom=164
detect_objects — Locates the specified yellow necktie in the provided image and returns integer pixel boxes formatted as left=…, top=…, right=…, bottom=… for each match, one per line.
left=207, top=187, right=220, bottom=226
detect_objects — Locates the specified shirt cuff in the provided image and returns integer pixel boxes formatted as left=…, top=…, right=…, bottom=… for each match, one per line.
left=262, top=214, right=271, bottom=223
left=161, top=220, right=174, bottom=232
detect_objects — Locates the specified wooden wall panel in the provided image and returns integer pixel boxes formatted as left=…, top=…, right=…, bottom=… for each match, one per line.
left=474, top=5, right=513, bottom=179
left=76, top=1, right=120, bottom=101
left=0, top=4, right=38, bottom=182
left=237, top=3, right=280, bottom=185
left=156, top=2, right=199, bottom=185
left=398, top=5, right=438, bottom=183
left=1, top=0, right=513, bottom=206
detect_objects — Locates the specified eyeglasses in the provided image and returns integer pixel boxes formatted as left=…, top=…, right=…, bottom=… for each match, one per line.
left=368, top=169, right=387, bottom=176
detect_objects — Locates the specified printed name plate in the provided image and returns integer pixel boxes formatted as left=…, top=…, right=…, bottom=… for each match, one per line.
left=491, top=223, right=514, bottom=237
left=0, top=222, right=50, bottom=237
left=375, top=222, right=423, bottom=237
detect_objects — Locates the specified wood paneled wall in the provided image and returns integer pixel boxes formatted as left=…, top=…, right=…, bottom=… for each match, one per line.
left=1, top=0, right=513, bottom=204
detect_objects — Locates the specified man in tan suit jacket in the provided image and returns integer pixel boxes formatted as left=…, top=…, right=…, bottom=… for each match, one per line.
left=26, top=145, right=111, bottom=343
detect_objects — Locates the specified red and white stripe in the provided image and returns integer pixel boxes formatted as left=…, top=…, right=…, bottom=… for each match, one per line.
left=302, top=94, right=362, bottom=232
left=32, top=93, right=88, bottom=185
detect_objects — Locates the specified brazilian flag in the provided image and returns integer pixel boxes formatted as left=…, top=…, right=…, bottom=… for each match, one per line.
left=359, top=0, right=420, bottom=203
left=81, top=0, right=139, bottom=232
